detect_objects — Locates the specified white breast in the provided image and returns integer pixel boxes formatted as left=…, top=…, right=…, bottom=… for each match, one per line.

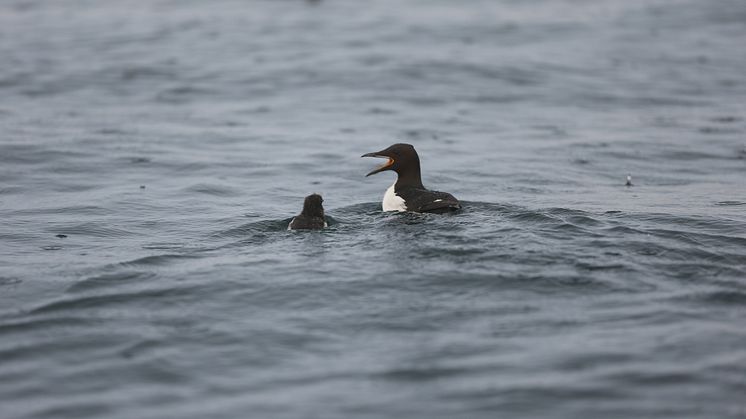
left=382, top=183, right=407, bottom=212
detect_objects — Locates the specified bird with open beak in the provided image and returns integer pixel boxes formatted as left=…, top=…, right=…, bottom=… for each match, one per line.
left=362, top=143, right=460, bottom=213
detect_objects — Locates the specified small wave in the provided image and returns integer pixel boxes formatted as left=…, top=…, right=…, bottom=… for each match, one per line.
left=715, top=201, right=745, bottom=206
left=119, top=254, right=197, bottom=267
left=184, top=183, right=241, bottom=197
left=119, top=66, right=176, bottom=81
left=155, top=85, right=217, bottom=103
left=119, top=339, right=162, bottom=359
left=698, top=126, right=741, bottom=135
left=574, top=262, right=629, bottom=272
left=0, top=277, right=22, bottom=286
left=679, top=290, right=746, bottom=305
left=0, top=316, right=92, bottom=335
left=213, top=219, right=295, bottom=238
left=52, top=222, right=136, bottom=239
left=8, top=205, right=113, bottom=217
left=606, top=370, right=699, bottom=386
left=66, top=271, right=156, bottom=293
left=213, top=207, right=367, bottom=240
left=423, top=271, right=620, bottom=295
left=29, top=286, right=195, bottom=314
left=710, top=116, right=741, bottom=123
left=506, top=211, right=559, bottom=224
left=127, top=156, right=152, bottom=164
left=657, top=149, right=732, bottom=161
left=557, top=352, right=635, bottom=371
left=95, top=128, right=131, bottom=135
left=0, top=145, right=94, bottom=165
left=374, top=366, right=470, bottom=382
left=579, top=93, right=707, bottom=108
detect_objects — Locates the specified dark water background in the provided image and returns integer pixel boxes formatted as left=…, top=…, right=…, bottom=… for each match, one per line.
left=1, top=0, right=745, bottom=418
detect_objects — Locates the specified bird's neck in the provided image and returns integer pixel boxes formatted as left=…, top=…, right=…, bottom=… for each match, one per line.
left=395, top=164, right=424, bottom=190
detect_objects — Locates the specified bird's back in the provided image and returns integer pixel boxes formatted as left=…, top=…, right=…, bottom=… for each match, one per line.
left=396, top=186, right=461, bottom=213
left=288, top=215, right=327, bottom=230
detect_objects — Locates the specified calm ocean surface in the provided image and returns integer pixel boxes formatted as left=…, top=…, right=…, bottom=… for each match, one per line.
left=1, top=0, right=745, bottom=418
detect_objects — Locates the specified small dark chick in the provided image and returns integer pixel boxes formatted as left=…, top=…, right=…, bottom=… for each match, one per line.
left=288, top=194, right=327, bottom=230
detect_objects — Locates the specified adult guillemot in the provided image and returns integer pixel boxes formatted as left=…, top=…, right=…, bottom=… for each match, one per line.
left=362, top=143, right=460, bottom=213
left=288, top=194, right=327, bottom=230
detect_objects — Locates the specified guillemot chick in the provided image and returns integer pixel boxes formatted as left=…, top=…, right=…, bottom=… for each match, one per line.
left=362, top=143, right=460, bottom=213
left=288, top=194, right=327, bottom=230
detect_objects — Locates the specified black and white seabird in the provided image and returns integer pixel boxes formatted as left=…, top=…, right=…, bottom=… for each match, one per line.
left=288, top=194, right=327, bottom=230
left=362, top=143, right=460, bottom=213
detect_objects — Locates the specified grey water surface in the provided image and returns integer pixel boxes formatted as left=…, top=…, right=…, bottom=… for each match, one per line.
left=1, top=0, right=746, bottom=418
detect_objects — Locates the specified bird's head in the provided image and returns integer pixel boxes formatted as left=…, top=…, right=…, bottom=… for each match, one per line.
left=361, top=143, right=420, bottom=177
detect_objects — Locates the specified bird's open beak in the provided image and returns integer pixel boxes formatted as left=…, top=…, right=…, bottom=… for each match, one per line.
left=361, top=152, right=394, bottom=177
